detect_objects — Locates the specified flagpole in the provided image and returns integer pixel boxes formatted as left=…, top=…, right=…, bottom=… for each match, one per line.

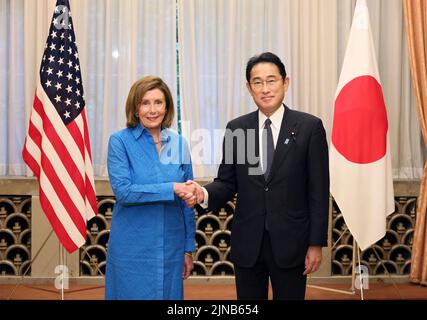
left=357, top=242, right=364, bottom=300
left=351, top=238, right=357, bottom=291
left=59, top=243, right=65, bottom=300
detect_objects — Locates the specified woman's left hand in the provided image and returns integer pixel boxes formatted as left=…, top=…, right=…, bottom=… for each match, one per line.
left=183, top=253, right=194, bottom=279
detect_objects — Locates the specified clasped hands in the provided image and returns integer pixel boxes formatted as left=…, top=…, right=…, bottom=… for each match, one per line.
left=173, top=181, right=204, bottom=208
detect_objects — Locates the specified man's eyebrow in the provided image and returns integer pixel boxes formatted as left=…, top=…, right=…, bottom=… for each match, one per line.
left=251, top=75, right=278, bottom=80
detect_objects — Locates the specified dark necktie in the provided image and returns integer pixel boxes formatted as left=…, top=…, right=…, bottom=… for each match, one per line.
left=263, top=118, right=274, bottom=179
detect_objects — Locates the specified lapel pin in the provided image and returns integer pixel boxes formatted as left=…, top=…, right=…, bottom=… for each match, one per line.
left=291, top=130, right=297, bottom=142
left=284, top=138, right=290, bottom=145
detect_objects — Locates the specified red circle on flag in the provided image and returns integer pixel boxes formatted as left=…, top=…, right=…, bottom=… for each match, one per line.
left=332, top=75, right=388, bottom=164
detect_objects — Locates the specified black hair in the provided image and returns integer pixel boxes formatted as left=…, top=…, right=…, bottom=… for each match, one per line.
left=245, top=52, right=287, bottom=82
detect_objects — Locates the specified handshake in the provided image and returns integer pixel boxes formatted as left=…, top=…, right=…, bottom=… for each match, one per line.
left=173, top=180, right=205, bottom=208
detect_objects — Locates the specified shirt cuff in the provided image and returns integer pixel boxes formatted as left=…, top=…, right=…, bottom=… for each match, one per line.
left=200, top=187, right=209, bottom=209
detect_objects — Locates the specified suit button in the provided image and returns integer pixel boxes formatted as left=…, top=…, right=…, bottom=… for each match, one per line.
left=264, top=187, right=269, bottom=192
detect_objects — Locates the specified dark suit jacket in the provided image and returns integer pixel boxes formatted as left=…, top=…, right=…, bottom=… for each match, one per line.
left=204, top=105, right=329, bottom=269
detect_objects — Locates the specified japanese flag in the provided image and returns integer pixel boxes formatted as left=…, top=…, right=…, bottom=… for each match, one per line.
left=330, top=0, right=394, bottom=251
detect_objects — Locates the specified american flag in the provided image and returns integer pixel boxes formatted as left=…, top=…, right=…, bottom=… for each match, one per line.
left=22, top=0, right=97, bottom=253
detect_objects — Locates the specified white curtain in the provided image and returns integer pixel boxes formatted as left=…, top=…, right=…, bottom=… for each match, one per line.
left=1, top=0, right=176, bottom=176
left=178, top=0, right=338, bottom=178
left=1, top=0, right=425, bottom=179
left=179, top=0, right=425, bottom=179
left=0, top=0, right=26, bottom=175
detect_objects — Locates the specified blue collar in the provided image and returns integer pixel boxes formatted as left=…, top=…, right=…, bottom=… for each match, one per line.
left=131, top=123, right=170, bottom=143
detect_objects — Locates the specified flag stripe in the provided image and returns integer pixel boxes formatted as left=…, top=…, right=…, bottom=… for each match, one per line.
left=85, top=172, right=97, bottom=219
left=33, top=92, right=86, bottom=199
left=28, top=95, right=44, bottom=145
left=82, top=110, right=98, bottom=218
left=23, top=107, right=43, bottom=178
left=40, top=126, right=87, bottom=222
left=30, top=128, right=87, bottom=236
left=77, top=109, right=97, bottom=217
left=22, top=139, right=41, bottom=178
left=73, top=110, right=97, bottom=218
left=25, top=121, right=86, bottom=245
left=67, top=118, right=85, bottom=159
left=81, top=110, right=93, bottom=161
left=39, top=188, right=80, bottom=253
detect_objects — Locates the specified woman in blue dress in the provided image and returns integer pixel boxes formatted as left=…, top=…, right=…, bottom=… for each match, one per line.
left=105, top=76, right=197, bottom=300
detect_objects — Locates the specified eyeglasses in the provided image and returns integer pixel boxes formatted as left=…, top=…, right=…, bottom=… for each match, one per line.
left=250, top=79, right=281, bottom=91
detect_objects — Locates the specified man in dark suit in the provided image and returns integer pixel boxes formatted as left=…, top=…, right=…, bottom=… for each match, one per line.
left=185, top=52, right=329, bottom=300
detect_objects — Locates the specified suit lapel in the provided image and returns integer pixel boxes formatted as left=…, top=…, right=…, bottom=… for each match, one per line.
left=250, top=111, right=259, bottom=160
left=266, top=105, right=298, bottom=184
left=244, top=111, right=265, bottom=184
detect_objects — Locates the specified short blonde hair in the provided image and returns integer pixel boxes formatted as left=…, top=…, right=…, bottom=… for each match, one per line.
left=125, top=76, right=175, bottom=128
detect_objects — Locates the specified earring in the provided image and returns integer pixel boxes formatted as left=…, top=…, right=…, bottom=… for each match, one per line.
left=135, top=112, right=138, bottom=117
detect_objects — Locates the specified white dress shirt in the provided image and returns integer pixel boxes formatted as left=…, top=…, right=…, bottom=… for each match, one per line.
left=258, top=105, right=284, bottom=172
left=200, top=105, right=285, bottom=208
